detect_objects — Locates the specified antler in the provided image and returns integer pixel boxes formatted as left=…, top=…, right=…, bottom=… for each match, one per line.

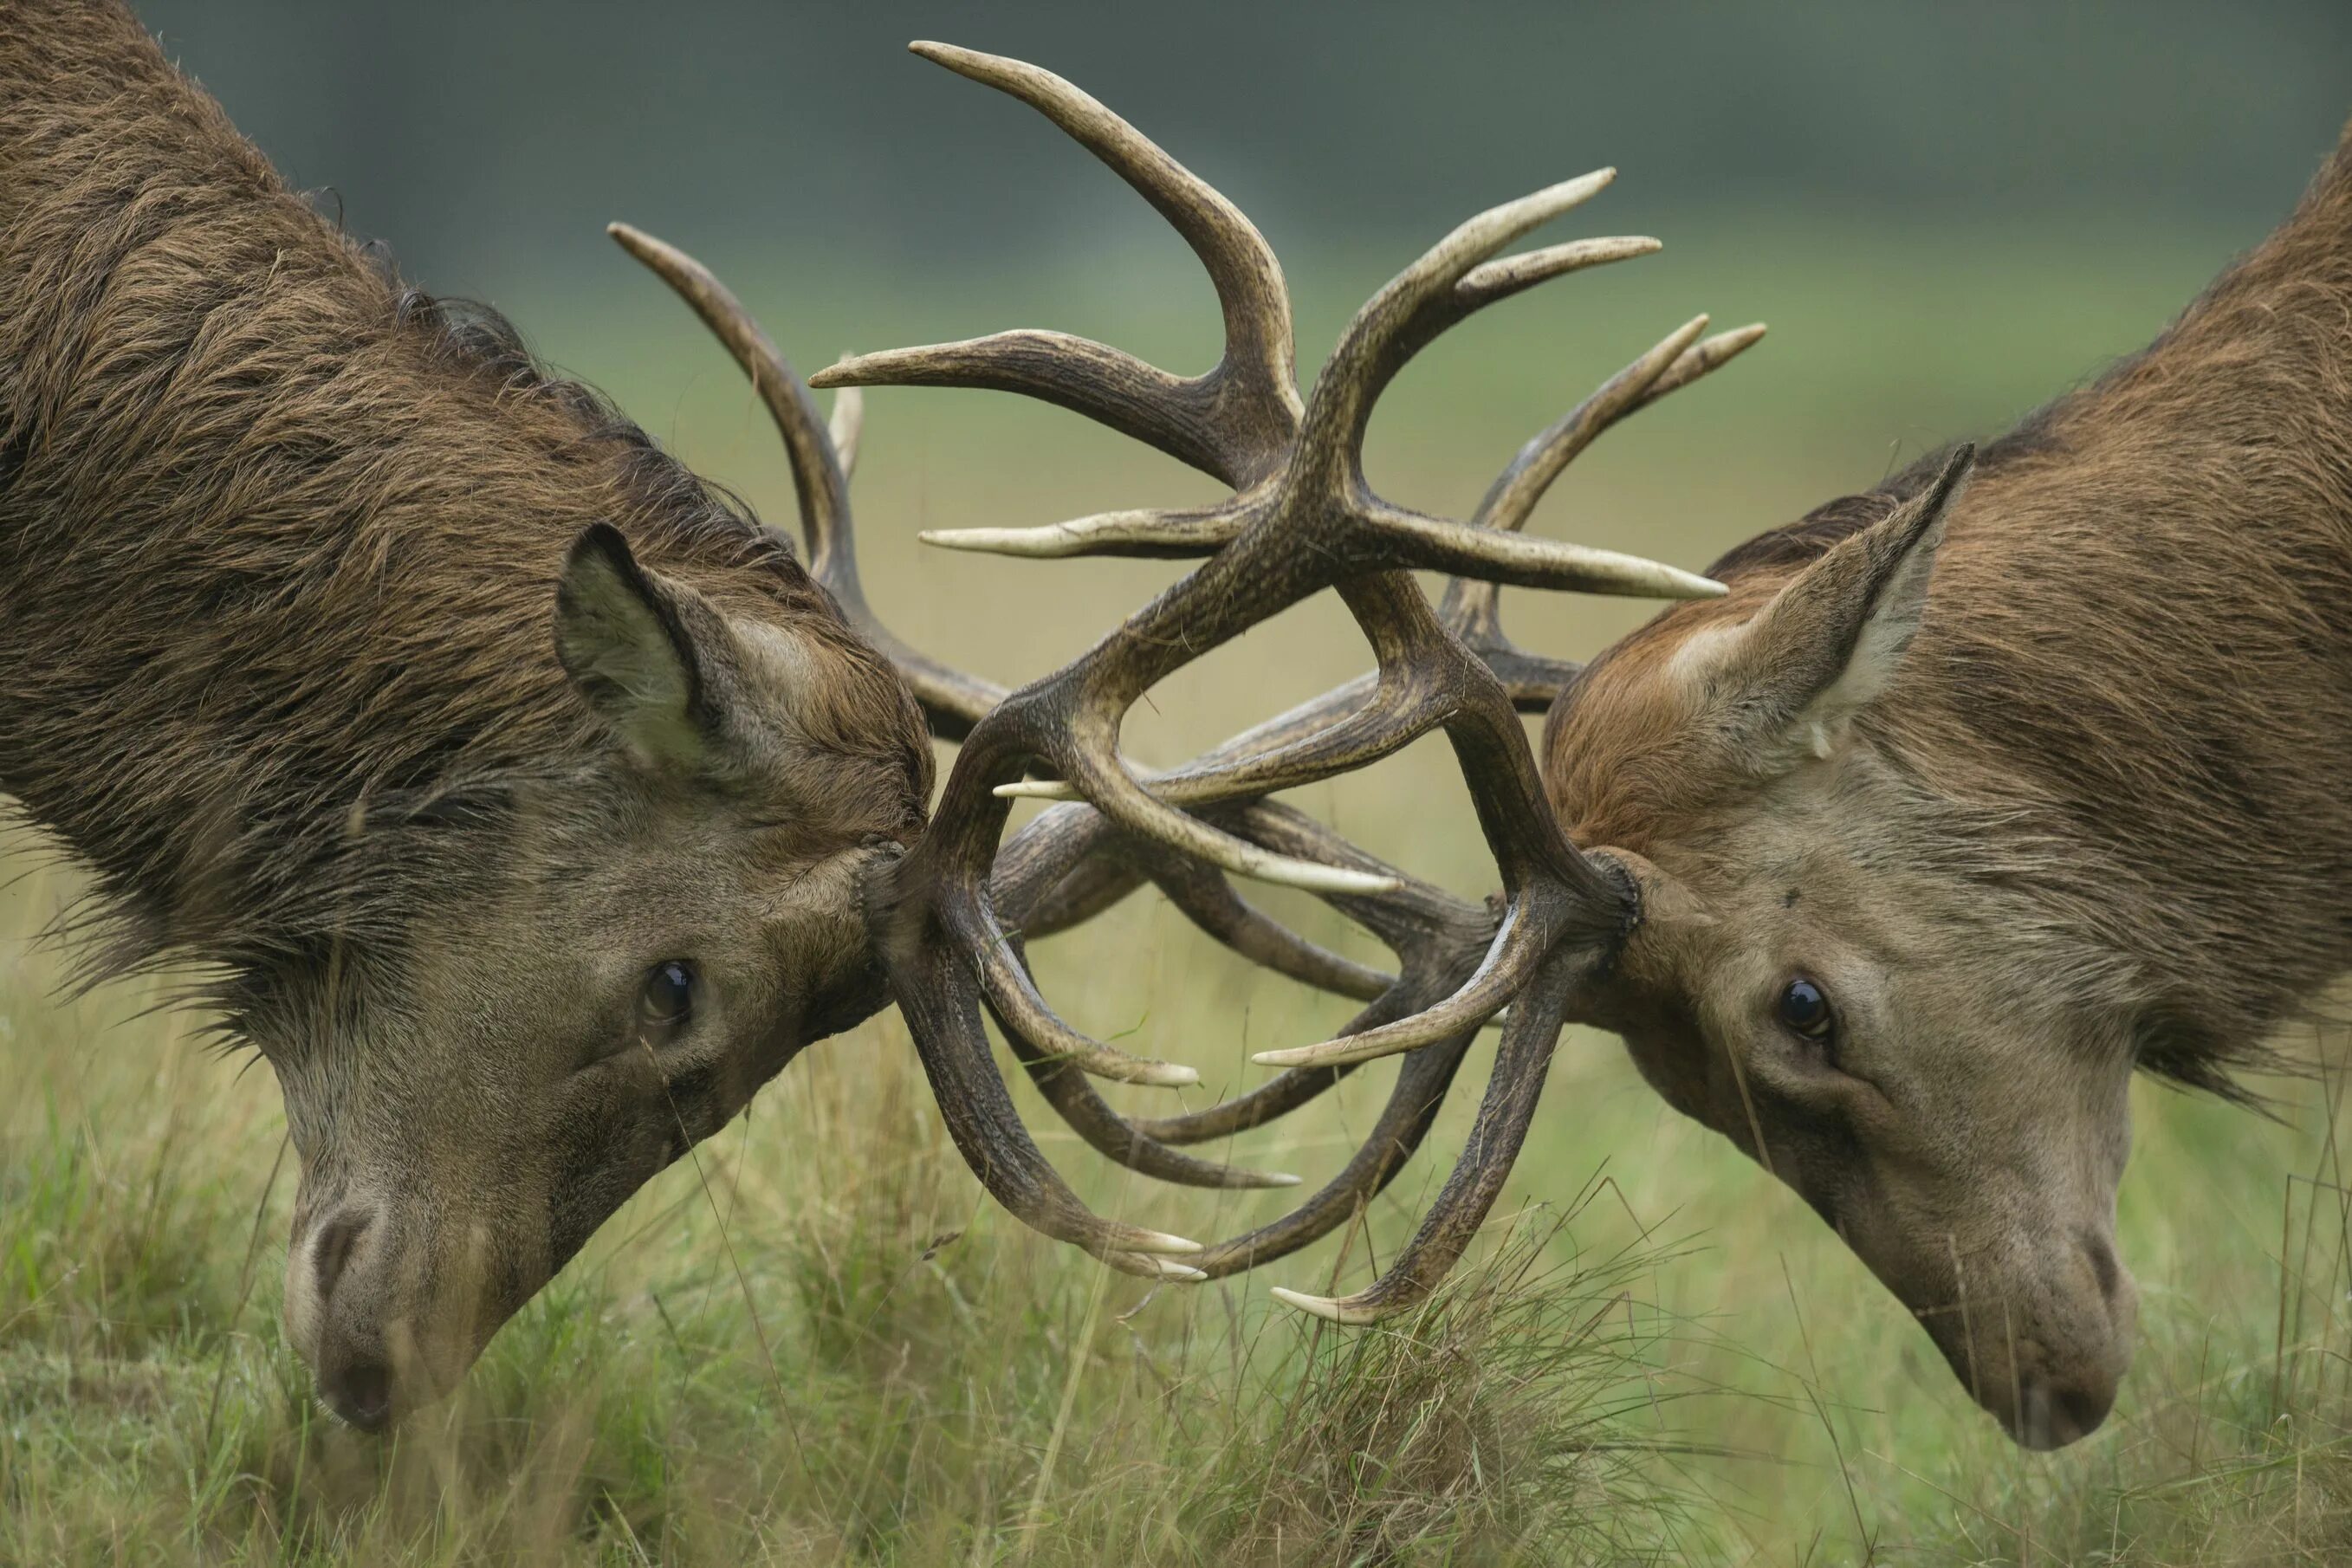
left=617, top=41, right=1760, bottom=1314
left=604, top=224, right=1006, bottom=742
left=822, top=43, right=1759, bottom=1319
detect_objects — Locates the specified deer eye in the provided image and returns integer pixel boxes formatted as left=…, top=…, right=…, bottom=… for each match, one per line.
left=1776, top=976, right=1834, bottom=1042
left=637, top=960, right=697, bottom=1042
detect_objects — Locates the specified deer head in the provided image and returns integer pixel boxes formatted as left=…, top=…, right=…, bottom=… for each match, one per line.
left=1543, top=449, right=2140, bottom=1448
left=273, top=477, right=933, bottom=1429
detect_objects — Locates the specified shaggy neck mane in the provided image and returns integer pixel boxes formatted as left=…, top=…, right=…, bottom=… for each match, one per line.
left=0, top=2, right=923, bottom=980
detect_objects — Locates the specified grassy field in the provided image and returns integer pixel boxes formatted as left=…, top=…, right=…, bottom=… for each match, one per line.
left=7, top=221, right=2352, bottom=1564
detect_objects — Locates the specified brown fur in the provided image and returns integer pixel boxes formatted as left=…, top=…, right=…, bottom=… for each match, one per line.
left=0, top=0, right=930, bottom=979
left=0, top=1, right=931, bottom=1426
left=1544, top=121, right=2352, bottom=1445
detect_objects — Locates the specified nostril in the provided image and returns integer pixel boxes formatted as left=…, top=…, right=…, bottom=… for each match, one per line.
left=324, top=1354, right=394, bottom=1432
left=2015, top=1376, right=2116, bottom=1449
left=2055, top=1379, right=2116, bottom=1442
left=313, top=1209, right=372, bottom=1305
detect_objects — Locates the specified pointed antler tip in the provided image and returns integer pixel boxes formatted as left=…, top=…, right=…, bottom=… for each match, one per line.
left=1137, top=1230, right=1205, bottom=1256
left=909, top=39, right=988, bottom=72
left=606, top=221, right=658, bottom=254
left=1271, top=1286, right=1377, bottom=1324
left=1251, top=1034, right=1390, bottom=1070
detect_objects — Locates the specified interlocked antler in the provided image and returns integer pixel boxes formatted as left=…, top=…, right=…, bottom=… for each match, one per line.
left=617, top=41, right=1760, bottom=1316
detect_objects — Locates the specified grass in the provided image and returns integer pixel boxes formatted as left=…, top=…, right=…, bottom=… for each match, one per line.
left=6, top=222, right=2352, bottom=1562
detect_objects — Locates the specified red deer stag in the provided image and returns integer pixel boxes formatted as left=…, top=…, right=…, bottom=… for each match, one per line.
left=1, top=10, right=1735, bottom=1428
left=811, top=55, right=2352, bottom=1448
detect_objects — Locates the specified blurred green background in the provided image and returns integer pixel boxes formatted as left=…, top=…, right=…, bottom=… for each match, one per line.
left=9, top=3, right=2352, bottom=1563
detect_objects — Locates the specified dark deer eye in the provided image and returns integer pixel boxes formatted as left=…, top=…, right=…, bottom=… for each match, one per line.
left=637, top=960, right=697, bottom=1040
left=1777, top=976, right=1834, bottom=1042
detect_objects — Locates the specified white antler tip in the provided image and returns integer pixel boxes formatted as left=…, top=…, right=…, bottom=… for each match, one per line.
left=1144, top=1063, right=1202, bottom=1088
left=1271, top=1286, right=1375, bottom=1324
left=1251, top=859, right=1399, bottom=897
left=1552, top=166, right=1616, bottom=204
left=1136, top=1230, right=1204, bottom=1256
left=993, top=779, right=1080, bottom=801
left=920, top=526, right=1082, bottom=558
left=1251, top=1040, right=1355, bottom=1068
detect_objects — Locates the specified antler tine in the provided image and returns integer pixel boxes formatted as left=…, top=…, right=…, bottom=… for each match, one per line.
left=987, top=943, right=1304, bottom=1190
left=1434, top=318, right=1770, bottom=711
left=1135, top=849, right=1391, bottom=1002
left=607, top=223, right=1005, bottom=740
left=1271, top=949, right=1578, bottom=1318
left=809, top=42, right=1299, bottom=489
left=990, top=804, right=1498, bottom=1159
left=985, top=798, right=1495, bottom=1187
left=1130, top=800, right=1495, bottom=1146
left=1470, top=317, right=1766, bottom=544
left=988, top=804, right=1151, bottom=938
left=992, top=593, right=1538, bottom=817
left=826, top=384, right=864, bottom=483
left=1176, top=800, right=1500, bottom=1276
left=1194, top=1026, right=1481, bottom=1280
left=885, top=917, right=1207, bottom=1273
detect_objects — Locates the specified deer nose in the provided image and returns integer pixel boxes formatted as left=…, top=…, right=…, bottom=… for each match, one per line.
left=2014, top=1372, right=2117, bottom=1449
left=304, top=1205, right=399, bottom=1431
left=319, top=1348, right=395, bottom=1431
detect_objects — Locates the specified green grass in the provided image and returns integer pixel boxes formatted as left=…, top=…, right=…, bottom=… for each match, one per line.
left=6, top=223, right=2351, bottom=1563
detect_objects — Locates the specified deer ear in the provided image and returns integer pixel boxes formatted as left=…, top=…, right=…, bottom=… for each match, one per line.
left=554, top=523, right=735, bottom=771
left=1701, top=444, right=1973, bottom=767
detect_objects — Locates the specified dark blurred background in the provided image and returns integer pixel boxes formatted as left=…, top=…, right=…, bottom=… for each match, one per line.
left=116, top=1, right=2352, bottom=749
left=136, top=2, right=2352, bottom=285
